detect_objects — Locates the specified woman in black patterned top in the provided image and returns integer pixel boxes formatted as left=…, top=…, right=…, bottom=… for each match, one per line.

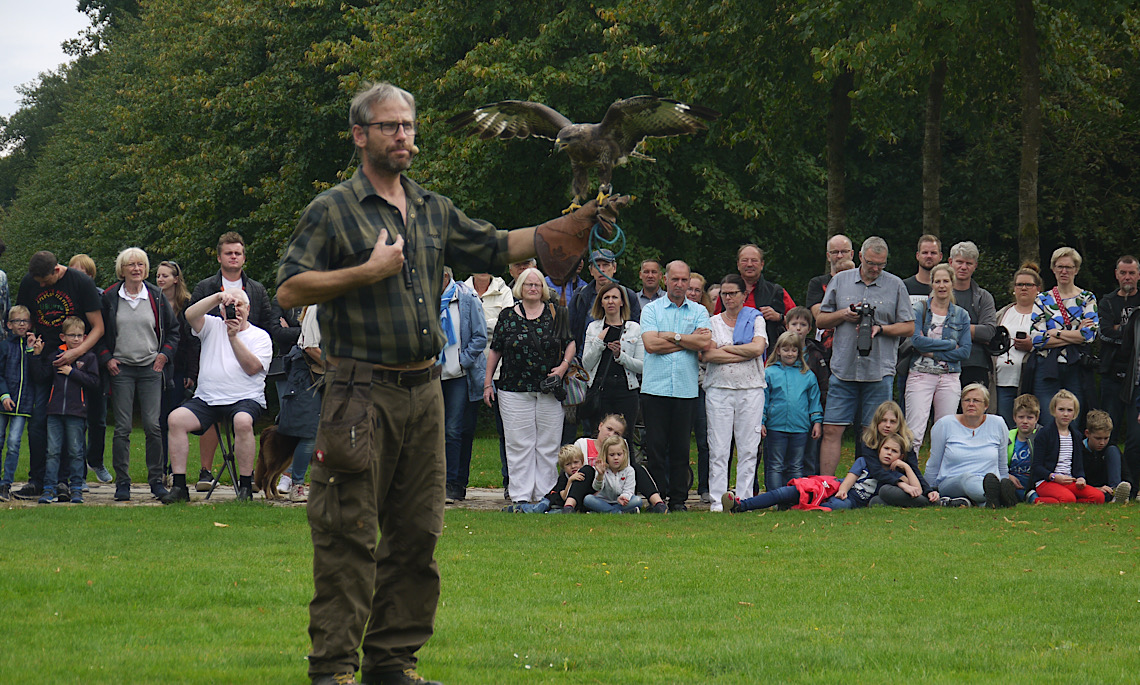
left=484, top=268, right=575, bottom=505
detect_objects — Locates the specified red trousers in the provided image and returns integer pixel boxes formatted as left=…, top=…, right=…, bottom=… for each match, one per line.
left=1035, top=480, right=1106, bottom=504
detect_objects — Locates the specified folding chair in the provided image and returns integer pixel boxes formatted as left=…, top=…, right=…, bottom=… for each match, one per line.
left=204, top=416, right=239, bottom=501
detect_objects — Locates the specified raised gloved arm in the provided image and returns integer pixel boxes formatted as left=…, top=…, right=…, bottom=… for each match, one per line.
left=533, top=196, right=630, bottom=286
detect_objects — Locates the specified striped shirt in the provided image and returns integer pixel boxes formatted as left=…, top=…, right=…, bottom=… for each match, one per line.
left=277, top=172, right=511, bottom=366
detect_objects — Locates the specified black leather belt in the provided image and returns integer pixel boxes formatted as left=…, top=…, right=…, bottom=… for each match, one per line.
left=374, top=365, right=442, bottom=387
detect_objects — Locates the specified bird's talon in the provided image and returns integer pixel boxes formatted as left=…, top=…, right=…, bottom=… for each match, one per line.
left=562, top=202, right=583, bottom=214
left=596, top=190, right=611, bottom=204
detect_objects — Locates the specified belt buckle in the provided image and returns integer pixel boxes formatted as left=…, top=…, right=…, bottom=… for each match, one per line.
left=397, top=367, right=429, bottom=387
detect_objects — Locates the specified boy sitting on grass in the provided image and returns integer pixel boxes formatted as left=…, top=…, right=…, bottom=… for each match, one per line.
left=32, top=316, right=99, bottom=504
left=0, top=305, right=35, bottom=502
left=504, top=444, right=584, bottom=513
left=1083, top=410, right=1131, bottom=504
left=1006, top=394, right=1040, bottom=503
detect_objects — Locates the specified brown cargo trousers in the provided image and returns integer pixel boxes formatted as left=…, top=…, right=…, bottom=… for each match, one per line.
left=306, top=372, right=445, bottom=679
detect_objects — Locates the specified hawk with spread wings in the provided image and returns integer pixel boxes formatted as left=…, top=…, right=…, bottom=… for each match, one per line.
left=447, top=96, right=720, bottom=212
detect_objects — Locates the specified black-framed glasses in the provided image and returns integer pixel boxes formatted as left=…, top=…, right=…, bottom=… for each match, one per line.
left=720, top=289, right=743, bottom=297
left=361, top=121, right=416, bottom=136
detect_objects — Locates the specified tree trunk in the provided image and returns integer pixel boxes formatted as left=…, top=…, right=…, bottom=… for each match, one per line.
left=922, top=58, right=947, bottom=238
left=827, top=67, right=854, bottom=238
left=1017, top=0, right=1042, bottom=266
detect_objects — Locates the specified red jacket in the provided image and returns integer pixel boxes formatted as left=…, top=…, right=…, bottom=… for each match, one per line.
left=787, top=475, right=842, bottom=511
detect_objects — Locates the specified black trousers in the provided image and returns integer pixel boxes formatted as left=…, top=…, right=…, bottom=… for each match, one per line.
left=641, top=393, right=696, bottom=505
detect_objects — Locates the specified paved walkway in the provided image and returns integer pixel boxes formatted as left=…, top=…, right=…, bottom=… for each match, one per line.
left=3, top=482, right=715, bottom=511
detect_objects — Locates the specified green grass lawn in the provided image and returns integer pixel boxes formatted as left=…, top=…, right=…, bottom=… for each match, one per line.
left=1, top=501, right=1138, bottom=683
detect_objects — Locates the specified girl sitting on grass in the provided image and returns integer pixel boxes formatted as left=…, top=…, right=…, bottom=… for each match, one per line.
left=583, top=436, right=642, bottom=513
left=1031, top=390, right=1106, bottom=504
left=564, top=414, right=668, bottom=513
left=858, top=400, right=941, bottom=508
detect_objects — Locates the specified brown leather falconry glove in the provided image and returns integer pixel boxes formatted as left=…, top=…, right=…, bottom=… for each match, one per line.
left=534, top=195, right=631, bottom=286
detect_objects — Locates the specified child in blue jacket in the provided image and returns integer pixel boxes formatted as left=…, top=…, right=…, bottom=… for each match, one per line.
left=31, top=317, right=100, bottom=504
left=762, top=331, right=822, bottom=490
left=0, top=305, right=35, bottom=501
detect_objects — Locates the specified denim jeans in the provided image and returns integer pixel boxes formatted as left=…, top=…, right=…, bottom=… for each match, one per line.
left=823, top=375, right=894, bottom=428
left=44, top=415, right=86, bottom=490
left=0, top=413, right=27, bottom=485
left=739, top=485, right=798, bottom=512
left=442, top=377, right=477, bottom=492
left=583, top=493, right=642, bottom=513
left=110, top=364, right=164, bottom=487
left=763, top=430, right=809, bottom=493
left=291, top=437, right=315, bottom=483
left=1033, top=359, right=1083, bottom=427
left=518, top=498, right=551, bottom=513
left=995, top=385, right=1019, bottom=431
left=937, top=473, right=987, bottom=504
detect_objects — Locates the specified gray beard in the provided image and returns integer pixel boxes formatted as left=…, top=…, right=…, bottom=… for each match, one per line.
left=1122, top=284, right=1137, bottom=295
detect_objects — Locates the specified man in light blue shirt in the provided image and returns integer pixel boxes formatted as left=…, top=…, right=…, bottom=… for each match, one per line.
left=640, top=260, right=711, bottom=511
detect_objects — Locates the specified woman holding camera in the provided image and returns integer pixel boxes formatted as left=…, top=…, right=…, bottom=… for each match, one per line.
left=484, top=267, right=575, bottom=505
left=97, top=248, right=180, bottom=501
left=993, top=264, right=1042, bottom=427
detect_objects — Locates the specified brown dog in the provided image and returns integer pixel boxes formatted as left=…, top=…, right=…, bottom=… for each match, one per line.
left=255, top=424, right=301, bottom=500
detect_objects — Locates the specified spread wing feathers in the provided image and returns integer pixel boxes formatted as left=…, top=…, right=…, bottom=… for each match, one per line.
left=446, top=100, right=573, bottom=142
left=598, top=96, right=721, bottom=154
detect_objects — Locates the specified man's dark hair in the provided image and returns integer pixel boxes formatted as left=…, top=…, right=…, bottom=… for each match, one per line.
left=217, top=231, right=245, bottom=252
left=28, top=251, right=58, bottom=279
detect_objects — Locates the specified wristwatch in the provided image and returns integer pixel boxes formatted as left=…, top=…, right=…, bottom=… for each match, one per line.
left=673, top=332, right=682, bottom=343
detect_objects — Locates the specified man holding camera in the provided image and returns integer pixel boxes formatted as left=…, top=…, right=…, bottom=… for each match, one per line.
left=160, top=290, right=272, bottom=503
left=817, top=236, right=914, bottom=476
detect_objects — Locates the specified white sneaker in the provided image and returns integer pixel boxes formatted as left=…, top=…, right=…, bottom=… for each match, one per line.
left=290, top=483, right=307, bottom=503
left=277, top=475, right=292, bottom=494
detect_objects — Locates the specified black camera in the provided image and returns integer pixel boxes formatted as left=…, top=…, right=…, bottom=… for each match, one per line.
left=539, top=374, right=567, bottom=402
left=224, top=303, right=237, bottom=320
left=850, top=302, right=876, bottom=356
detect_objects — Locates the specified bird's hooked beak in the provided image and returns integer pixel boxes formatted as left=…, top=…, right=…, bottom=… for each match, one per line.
left=554, top=137, right=567, bottom=152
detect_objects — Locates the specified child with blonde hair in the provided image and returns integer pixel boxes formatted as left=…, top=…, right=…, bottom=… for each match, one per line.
left=1032, top=390, right=1105, bottom=504
left=762, top=331, right=822, bottom=491
left=858, top=400, right=941, bottom=507
left=505, top=444, right=586, bottom=513
left=583, top=435, right=641, bottom=513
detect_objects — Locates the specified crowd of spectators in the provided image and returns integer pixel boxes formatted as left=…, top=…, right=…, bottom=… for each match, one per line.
left=0, top=230, right=1137, bottom=513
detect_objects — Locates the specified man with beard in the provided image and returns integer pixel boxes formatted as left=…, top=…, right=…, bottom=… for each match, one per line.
left=903, top=235, right=943, bottom=307
left=1098, top=255, right=1140, bottom=442
left=277, top=82, right=622, bottom=685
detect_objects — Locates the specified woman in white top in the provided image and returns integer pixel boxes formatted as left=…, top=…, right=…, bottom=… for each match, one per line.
left=993, top=264, right=1043, bottom=427
left=581, top=282, right=643, bottom=432
left=700, top=274, right=767, bottom=511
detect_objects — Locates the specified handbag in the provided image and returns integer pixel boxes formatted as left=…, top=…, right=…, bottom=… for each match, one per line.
left=578, top=337, right=615, bottom=420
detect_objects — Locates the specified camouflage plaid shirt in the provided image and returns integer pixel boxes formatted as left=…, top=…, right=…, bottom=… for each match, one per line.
left=277, top=172, right=511, bottom=366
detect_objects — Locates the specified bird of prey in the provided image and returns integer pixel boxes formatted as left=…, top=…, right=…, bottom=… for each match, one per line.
left=447, top=96, right=720, bottom=212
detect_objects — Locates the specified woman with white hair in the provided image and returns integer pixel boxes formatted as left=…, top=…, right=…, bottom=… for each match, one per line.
left=96, top=247, right=180, bottom=501
left=484, top=267, right=575, bottom=505
left=1030, top=247, right=1099, bottom=422
left=925, top=383, right=1011, bottom=507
